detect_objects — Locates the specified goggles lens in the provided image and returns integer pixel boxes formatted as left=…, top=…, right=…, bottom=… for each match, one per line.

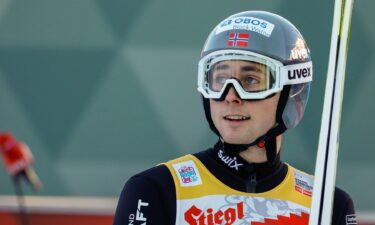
left=207, top=60, right=275, bottom=93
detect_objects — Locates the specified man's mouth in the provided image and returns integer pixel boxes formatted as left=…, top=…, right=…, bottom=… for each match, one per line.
left=223, top=115, right=251, bottom=121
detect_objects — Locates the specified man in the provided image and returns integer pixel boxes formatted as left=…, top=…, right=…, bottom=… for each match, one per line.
left=113, top=11, right=355, bottom=225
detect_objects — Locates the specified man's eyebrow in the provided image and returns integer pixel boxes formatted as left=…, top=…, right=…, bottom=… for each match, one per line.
left=241, top=65, right=261, bottom=72
left=213, top=63, right=229, bottom=71
left=212, top=63, right=262, bottom=72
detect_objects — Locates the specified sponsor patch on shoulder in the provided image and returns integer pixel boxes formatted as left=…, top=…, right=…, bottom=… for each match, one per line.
left=346, top=214, right=357, bottom=225
left=172, top=160, right=202, bottom=187
left=293, top=170, right=313, bottom=197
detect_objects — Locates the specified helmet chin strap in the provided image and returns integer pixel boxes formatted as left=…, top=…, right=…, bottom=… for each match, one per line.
left=222, top=124, right=284, bottom=163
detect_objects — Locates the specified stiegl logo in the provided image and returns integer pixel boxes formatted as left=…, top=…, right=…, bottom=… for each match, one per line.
left=184, top=202, right=244, bottom=225
left=288, top=67, right=311, bottom=80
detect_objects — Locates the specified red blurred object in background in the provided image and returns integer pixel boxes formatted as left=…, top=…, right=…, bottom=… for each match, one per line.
left=0, top=132, right=42, bottom=191
left=0, top=132, right=33, bottom=175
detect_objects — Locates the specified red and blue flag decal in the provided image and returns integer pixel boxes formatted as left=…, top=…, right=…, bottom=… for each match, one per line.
left=228, top=32, right=249, bottom=47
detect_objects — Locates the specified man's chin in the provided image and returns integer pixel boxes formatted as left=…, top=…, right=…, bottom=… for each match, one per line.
left=221, top=136, right=256, bottom=145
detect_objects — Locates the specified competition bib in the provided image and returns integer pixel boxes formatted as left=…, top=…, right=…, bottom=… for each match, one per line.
left=164, top=155, right=313, bottom=225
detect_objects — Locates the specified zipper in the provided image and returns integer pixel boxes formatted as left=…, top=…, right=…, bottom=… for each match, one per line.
left=246, top=174, right=257, bottom=193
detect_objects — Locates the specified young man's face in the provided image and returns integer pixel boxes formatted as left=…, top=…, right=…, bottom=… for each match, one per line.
left=209, top=60, right=280, bottom=144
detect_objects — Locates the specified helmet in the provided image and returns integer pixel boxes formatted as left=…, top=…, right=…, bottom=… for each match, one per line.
left=197, top=11, right=312, bottom=161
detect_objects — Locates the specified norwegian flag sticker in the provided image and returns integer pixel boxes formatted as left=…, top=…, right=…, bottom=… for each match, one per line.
left=228, top=32, right=249, bottom=47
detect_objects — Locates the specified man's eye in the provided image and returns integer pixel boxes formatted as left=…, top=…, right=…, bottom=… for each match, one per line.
left=245, top=76, right=259, bottom=85
left=215, top=76, right=227, bottom=84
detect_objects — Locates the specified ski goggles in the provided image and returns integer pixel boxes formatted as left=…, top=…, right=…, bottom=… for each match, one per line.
left=198, top=50, right=313, bottom=100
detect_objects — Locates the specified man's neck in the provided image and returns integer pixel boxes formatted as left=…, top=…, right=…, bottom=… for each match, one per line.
left=238, top=135, right=282, bottom=163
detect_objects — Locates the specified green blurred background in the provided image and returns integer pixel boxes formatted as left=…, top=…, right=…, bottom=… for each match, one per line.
left=0, top=0, right=373, bottom=212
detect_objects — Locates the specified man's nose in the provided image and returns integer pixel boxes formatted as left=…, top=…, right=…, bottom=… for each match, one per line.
left=225, top=86, right=242, bottom=104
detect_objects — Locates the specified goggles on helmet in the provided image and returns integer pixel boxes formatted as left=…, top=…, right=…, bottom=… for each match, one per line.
left=198, top=49, right=313, bottom=100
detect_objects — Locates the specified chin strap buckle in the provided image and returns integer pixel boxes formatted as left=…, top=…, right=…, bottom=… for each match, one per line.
left=257, top=140, right=266, bottom=148
left=255, top=135, right=268, bottom=149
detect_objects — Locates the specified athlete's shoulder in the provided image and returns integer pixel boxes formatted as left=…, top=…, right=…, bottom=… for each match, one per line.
left=287, top=165, right=314, bottom=188
left=163, top=153, right=197, bottom=165
left=287, top=164, right=313, bottom=177
left=131, top=154, right=200, bottom=187
left=113, top=164, right=176, bottom=225
left=334, top=186, right=354, bottom=204
left=133, top=164, right=172, bottom=182
left=287, top=165, right=356, bottom=225
left=287, top=165, right=354, bottom=203
left=163, top=153, right=205, bottom=173
left=332, top=187, right=356, bottom=225
left=119, top=164, right=175, bottom=199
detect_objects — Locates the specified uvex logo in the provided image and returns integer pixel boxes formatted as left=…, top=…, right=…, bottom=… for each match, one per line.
left=288, top=67, right=311, bottom=80
left=184, top=202, right=244, bottom=225
left=218, top=150, right=243, bottom=170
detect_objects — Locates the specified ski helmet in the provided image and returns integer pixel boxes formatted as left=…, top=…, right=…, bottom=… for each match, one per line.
left=197, top=11, right=312, bottom=161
